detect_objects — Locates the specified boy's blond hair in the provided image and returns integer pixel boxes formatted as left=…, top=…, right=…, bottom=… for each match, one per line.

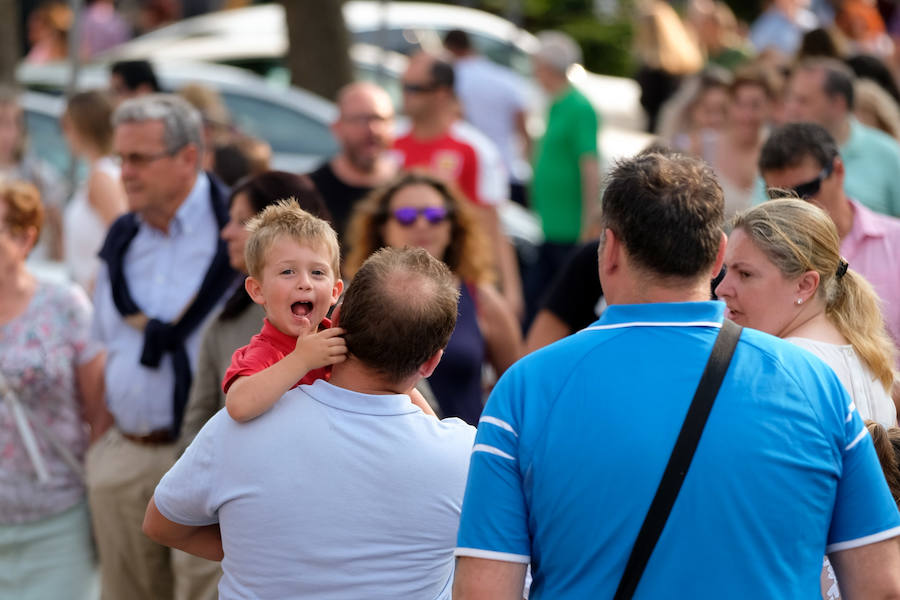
left=244, top=198, right=341, bottom=281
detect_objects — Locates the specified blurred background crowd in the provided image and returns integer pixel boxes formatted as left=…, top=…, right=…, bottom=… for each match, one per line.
left=2, top=0, right=900, bottom=598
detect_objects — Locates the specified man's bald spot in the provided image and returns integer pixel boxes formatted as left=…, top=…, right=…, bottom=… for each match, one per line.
left=336, top=82, right=393, bottom=117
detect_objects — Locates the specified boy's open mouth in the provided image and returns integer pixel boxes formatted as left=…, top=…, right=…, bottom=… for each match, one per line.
left=291, top=301, right=313, bottom=317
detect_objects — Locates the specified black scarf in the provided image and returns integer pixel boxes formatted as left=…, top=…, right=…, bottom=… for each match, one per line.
left=98, top=173, right=237, bottom=437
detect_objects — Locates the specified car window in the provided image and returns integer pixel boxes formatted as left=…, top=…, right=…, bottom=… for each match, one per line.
left=465, top=32, right=533, bottom=78
left=23, top=109, right=72, bottom=175
left=219, top=92, right=338, bottom=157
left=355, top=27, right=532, bottom=79
left=354, top=63, right=403, bottom=109
left=353, top=28, right=423, bottom=56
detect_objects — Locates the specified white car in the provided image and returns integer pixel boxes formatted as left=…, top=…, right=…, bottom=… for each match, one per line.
left=98, top=1, right=646, bottom=132
left=18, top=60, right=339, bottom=173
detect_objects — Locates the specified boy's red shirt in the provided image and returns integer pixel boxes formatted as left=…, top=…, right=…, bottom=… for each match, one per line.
left=222, top=317, right=332, bottom=394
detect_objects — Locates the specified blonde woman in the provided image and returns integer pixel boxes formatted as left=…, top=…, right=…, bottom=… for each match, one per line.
left=854, top=78, right=900, bottom=141
left=717, top=199, right=896, bottom=427
left=634, top=0, right=704, bottom=132
left=61, top=90, right=127, bottom=292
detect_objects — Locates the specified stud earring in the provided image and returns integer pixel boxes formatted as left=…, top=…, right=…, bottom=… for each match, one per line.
left=796, top=298, right=803, bottom=305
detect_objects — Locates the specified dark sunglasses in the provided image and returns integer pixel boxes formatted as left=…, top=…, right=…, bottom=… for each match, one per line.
left=790, top=161, right=835, bottom=200
left=390, top=206, right=450, bottom=226
left=402, top=82, right=438, bottom=94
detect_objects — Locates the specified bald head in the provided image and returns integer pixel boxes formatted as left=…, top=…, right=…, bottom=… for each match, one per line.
left=332, top=82, right=394, bottom=172
left=337, top=82, right=393, bottom=116
left=339, top=247, right=459, bottom=382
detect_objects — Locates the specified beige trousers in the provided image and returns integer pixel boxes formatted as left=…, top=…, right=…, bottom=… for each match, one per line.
left=86, top=428, right=221, bottom=600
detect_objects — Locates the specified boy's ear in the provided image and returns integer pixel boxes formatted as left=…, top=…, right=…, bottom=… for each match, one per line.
left=331, top=279, right=344, bottom=304
left=245, top=276, right=266, bottom=306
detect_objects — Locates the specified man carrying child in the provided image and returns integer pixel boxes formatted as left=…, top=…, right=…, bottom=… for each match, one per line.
left=142, top=203, right=475, bottom=599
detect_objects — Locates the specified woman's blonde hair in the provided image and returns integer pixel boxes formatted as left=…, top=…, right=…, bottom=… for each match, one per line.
left=635, top=0, right=704, bottom=75
left=732, top=199, right=896, bottom=390
left=854, top=78, right=900, bottom=141
left=343, top=170, right=494, bottom=284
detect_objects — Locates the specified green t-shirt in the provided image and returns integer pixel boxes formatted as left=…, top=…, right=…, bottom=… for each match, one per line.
left=531, top=86, right=599, bottom=243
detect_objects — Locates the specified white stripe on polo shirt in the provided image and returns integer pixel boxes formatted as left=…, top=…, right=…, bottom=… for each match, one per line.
left=479, top=416, right=518, bottom=436
left=581, top=320, right=723, bottom=332
left=845, top=427, right=869, bottom=451
left=454, top=547, right=531, bottom=563
left=472, top=444, right=515, bottom=460
left=826, top=524, right=900, bottom=553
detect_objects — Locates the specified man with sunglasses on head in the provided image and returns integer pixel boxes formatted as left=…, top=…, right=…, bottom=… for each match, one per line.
left=88, top=93, right=237, bottom=600
left=394, top=51, right=524, bottom=320
left=784, top=58, right=900, bottom=218
left=760, top=122, right=900, bottom=375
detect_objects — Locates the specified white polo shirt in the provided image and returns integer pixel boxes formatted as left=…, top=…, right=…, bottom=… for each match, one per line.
left=154, top=379, right=476, bottom=599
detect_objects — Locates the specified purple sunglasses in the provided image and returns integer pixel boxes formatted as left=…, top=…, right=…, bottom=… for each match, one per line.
left=390, top=206, right=450, bottom=226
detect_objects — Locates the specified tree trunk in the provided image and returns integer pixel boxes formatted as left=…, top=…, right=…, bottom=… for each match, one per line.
left=280, top=0, right=353, bottom=102
left=0, top=0, right=21, bottom=85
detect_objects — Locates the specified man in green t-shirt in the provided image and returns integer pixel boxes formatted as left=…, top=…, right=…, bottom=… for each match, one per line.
left=527, top=31, right=601, bottom=323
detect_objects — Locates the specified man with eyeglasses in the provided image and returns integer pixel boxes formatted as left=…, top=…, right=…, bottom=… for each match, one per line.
left=784, top=58, right=900, bottom=218
left=307, top=82, right=397, bottom=249
left=87, top=93, right=237, bottom=600
left=394, top=51, right=524, bottom=320
left=759, top=122, right=900, bottom=375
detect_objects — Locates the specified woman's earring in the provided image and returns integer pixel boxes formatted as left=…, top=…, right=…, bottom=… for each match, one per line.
left=796, top=298, right=803, bottom=305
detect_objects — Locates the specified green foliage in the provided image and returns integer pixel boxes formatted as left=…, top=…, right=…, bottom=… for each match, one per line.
left=453, top=0, right=637, bottom=77
left=721, top=0, right=761, bottom=24
left=559, top=17, right=634, bottom=77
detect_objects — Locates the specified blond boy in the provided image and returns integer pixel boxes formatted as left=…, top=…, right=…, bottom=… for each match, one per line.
left=223, top=200, right=433, bottom=420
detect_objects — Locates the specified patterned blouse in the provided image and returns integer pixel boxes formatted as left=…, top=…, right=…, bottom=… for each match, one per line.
left=0, top=280, right=102, bottom=524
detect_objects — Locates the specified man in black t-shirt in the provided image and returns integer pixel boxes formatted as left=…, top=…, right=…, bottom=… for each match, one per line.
left=307, top=82, right=398, bottom=248
left=525, top=239, right=603, bottom=352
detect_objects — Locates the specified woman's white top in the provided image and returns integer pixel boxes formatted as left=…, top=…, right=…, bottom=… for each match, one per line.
left=787, top=337, right=896, bottom=428
left=63, top=156, right=120, bottom=291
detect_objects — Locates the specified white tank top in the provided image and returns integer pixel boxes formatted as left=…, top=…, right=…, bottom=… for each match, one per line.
left=63, top=156, right=120, bottom=291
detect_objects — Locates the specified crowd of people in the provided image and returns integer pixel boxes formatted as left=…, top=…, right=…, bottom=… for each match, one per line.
left=2, top=1, right=900, bottom=599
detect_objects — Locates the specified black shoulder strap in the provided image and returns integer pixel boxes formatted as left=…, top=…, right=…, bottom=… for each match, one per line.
left=614, top=319, right=742, bottom=600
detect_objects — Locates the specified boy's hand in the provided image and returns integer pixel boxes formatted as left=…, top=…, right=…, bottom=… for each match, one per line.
left=292, top=328, right=347, bottom=371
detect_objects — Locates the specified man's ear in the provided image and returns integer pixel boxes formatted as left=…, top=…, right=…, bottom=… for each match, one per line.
left=331, top=278, right=344, bottom=304
left=599, top=228, right=619, bottom=279
left=711, top=231, right=727, bottom=279
left=418, top=349, right=444, bottom=379
left=245, top=276, right=266, bottom=306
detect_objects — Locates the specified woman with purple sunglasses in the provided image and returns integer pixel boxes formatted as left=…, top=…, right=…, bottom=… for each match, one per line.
left=344, top=170, right=523, bottom=425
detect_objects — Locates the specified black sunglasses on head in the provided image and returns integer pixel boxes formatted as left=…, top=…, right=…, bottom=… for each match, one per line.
left=402, top=82, right=439, bottom=94
left=790, top=160, right=835, bottom=200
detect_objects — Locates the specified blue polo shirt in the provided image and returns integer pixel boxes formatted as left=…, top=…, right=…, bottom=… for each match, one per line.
left=456, top=301, right=900, bottom=599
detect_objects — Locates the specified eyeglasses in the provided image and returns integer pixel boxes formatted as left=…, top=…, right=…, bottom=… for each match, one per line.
left=389, top=206, right=450, bottom=226
left=402, top=82, right=439, bottom=94
left=113, top=149, right=178, bottom=167
left=790, top=160, right=835, bottom=200
left=342, top=113, right=392, bottom=126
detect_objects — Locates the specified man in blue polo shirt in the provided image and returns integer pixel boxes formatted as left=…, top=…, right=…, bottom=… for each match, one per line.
left=142, top=248, right=475, bottom=599
left=454, top=152, right=900, bottom=598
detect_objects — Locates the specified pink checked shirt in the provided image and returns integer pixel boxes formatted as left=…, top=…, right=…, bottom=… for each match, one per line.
left=842, top=200, right=900, bottom=367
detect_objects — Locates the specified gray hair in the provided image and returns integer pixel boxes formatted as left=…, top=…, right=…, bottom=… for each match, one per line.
left=112, top=93, right=204, bottom=163
left=534, top=31, right=582, bottom=74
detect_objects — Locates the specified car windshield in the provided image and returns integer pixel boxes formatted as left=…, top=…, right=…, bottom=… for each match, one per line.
left=219, top=92, right=338, bottom=157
